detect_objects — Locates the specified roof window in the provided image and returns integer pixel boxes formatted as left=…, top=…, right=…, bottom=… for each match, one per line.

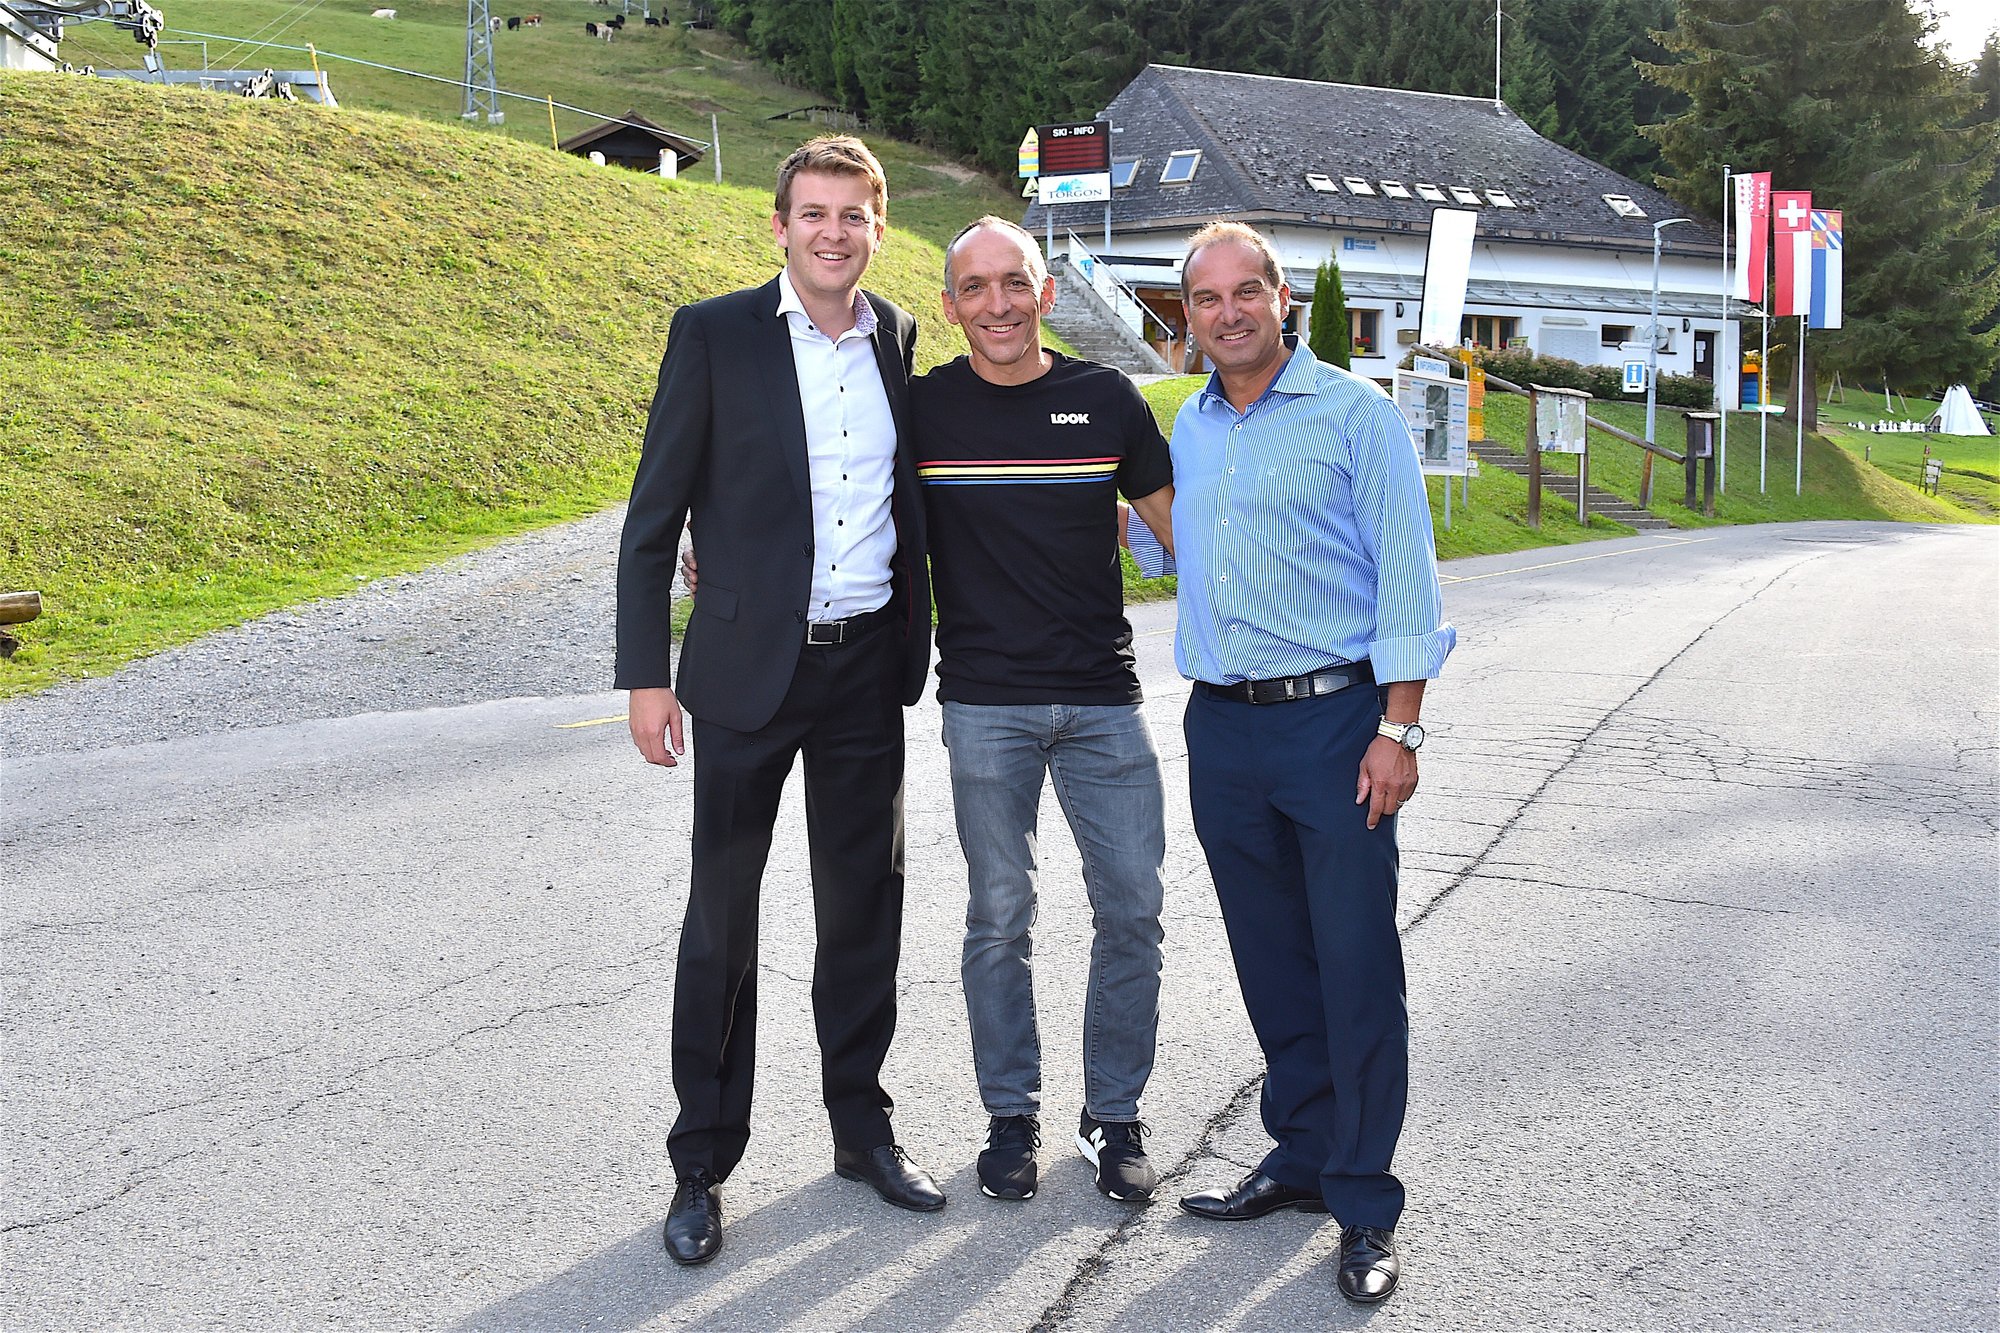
left=1111, top=159, right=1140, bottom=189
left=1380, top=180, right=1412, bottom=199
left=1449, top=186, right=1482, bottom=206
left=1305, top=173, right=1337, bottom=193
left=1342, top=176, right=1376, bottom=196
left=1486, top=189, right=1517, bottom=208
left=1413, top=182, right=1447, bottom=202
left=1160, top=150, right=1201, bottom=184
left=1602, top=193, right=1647, bottom=218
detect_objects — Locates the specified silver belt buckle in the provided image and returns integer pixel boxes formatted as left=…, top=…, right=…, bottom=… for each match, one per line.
left=807, top=619, right=845, bottom=645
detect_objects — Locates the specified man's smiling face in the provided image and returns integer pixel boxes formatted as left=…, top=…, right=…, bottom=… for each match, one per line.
left=772, top=169, right=884, bottom=310
left=941, top=225, right=1056, bottom=385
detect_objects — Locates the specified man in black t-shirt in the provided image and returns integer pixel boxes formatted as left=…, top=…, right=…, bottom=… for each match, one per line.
left=917, top=218, right=1175, bottom=1206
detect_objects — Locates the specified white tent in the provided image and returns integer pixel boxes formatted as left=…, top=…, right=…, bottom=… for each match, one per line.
left=1927, top=384, right=1991, bottom=436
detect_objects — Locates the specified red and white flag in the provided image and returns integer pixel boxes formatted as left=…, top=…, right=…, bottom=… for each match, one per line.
left=1772, top=189, right=1813, bottom=317
left=1732, top=171, right=1771, bottom=303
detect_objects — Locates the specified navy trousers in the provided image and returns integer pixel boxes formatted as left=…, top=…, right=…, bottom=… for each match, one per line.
left=1185, top=680, right=1408, bottom=1229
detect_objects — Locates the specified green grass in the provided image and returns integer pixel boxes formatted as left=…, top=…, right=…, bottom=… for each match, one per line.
left=1798, top=387, right=2000, bottom=517
left=0, top=72, right=967, bottom=693
left=1469, top=394, right=1985, bottom=527
left=51, top=0, right=1020, bottom=254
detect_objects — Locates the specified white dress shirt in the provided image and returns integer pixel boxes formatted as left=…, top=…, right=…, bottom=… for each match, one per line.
left=776, top=269, right=898, bottom=621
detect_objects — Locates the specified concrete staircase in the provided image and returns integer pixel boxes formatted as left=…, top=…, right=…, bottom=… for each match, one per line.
left=1046, top=262, right=1172, bottom=377
left=1468, top=440, right=1675, bottom=531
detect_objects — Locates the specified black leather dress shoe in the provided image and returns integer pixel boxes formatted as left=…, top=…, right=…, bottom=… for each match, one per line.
left=664, top=1170, right=722, bottom=1266
left=834, top=1144, right=947, bottom=1212
left=1337, top=1224, right=1400, bottom=1303
left=1178, top=1169, right=1329, bottom=1221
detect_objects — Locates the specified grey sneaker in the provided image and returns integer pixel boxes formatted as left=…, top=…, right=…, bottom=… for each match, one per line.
left=978, top=1114, right=1041, bottom=1200
left=1075, top=1113, right=1156, bottom=1202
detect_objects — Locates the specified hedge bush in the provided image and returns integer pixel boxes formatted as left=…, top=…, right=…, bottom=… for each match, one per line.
left=1400, top=346, right=1717, bottom=409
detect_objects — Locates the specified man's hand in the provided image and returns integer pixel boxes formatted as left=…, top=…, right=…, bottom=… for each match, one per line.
left=1355, top=737, right=1417, bottom=830
left=679, top=547, right=699, bottom=595
left=628, top=686, right=686, bottom=767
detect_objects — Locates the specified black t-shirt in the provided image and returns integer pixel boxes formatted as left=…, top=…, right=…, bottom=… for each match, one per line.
left=911, top=353, right=1173, bottom=705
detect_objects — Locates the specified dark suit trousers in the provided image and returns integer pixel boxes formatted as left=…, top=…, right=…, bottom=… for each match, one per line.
left=667, top=618, right=906, bottom=1181
left=1184, top=681, right=1409, bottom=1230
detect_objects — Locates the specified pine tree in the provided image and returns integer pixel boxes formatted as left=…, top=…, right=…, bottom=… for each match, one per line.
left=1969, top=33, right=2000, bottom=401
left=1502, top=0, right=1560, bottom=136
left=1308, top=256, right=1351, bottom=369
left=1644, top=0, right=2000, bottom=418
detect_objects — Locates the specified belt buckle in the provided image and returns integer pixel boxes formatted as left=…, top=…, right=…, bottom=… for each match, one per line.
left=1281, top=677, right=1303, bottom=702
left=807, top=619, right=845, bottom=646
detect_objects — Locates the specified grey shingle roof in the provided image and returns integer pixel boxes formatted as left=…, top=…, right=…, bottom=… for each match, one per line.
left=1025, top=65, right=1720, bottom=252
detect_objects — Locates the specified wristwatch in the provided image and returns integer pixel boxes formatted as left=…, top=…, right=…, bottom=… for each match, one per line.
left=1377, top=718, right=1426, bottom=752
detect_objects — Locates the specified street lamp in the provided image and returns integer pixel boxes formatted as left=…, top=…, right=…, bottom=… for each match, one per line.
left=1647, top=217, right=1693, bottom=452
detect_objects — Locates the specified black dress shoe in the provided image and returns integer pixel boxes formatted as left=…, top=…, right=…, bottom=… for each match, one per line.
left=664, top=1169, right=722, bottom=1266
left=1337, top=1224, right=1400, bottom=1303
left=833, top=1144, right=947, bottom=1212
left=1178, top=1169, right=1329, bottom=1221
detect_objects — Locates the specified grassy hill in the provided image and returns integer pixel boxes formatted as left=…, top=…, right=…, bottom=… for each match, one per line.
left=48, top=0, right=1022, bottom=251
left=0, top=71, right=962, bottom=693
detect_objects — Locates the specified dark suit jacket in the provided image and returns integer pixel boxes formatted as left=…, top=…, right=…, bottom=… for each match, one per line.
left=615, top=276, right=931, bottom=734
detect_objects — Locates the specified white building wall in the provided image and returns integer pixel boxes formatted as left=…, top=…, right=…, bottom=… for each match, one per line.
left=1105, top=222, right=1742, bottom=406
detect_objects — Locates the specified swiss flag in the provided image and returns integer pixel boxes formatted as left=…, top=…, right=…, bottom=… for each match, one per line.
left=1772, top=190, right=1813, bottom=317
left=1732, top=172, right=1770, bottom=304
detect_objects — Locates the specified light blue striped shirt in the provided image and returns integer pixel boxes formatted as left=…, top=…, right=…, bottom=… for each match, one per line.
left=1167, top=336, right=1456, bottom=685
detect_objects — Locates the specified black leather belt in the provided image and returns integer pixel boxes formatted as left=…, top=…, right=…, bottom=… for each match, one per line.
left=805, top=602, right=892, bottom=646
left=1197, top=661, right=1373, bottom=704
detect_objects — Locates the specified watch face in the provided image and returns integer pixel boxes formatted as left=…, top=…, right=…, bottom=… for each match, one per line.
left=1401, top=723, right=1426, bottom=750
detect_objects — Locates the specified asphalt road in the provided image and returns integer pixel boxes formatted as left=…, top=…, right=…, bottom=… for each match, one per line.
left=3, top=520, right=1996, bottom=1331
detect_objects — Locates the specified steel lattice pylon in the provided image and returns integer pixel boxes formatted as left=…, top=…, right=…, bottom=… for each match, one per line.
left=462, top=0, right=502, bottom=124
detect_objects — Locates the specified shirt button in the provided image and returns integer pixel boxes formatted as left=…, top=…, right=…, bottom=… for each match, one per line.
left=1221, top=518, right=1229, bottom=526
left=1230, top=624, right=1239, bottom=632
left=1219, top=574, right=1228, bottom=582
left=1227, top=466, right=1235, bottom=474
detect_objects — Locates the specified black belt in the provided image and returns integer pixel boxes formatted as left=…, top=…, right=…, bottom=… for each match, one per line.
left=805, top=602, right=893, bottom=646
left=1197, top=661, right=1373, bottom=704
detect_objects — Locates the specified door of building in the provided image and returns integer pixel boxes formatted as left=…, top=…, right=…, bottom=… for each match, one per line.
left=1693, top=331, right=1715, bottom=381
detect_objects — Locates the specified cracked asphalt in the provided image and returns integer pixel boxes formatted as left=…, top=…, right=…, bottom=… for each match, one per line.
left=3, top=519, right=1996, bottom=1331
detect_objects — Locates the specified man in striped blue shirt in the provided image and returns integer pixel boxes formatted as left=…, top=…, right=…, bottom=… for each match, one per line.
left=1164, top=222, right=1455, bottom=1306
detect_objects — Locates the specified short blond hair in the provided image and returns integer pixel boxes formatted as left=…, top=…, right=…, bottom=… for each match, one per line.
left=1181, top=221, right=1284, bottom=297
left=775, top=135, right=888, bottom=220
left=943, top=216, right=1047, bottom=289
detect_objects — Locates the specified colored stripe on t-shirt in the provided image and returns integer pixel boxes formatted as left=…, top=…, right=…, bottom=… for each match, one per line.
left=917, top=457, right=1119, bottom=484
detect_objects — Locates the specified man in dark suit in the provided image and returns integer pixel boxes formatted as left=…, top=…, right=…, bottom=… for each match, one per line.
left=616, top=136, right=940, bottom=1268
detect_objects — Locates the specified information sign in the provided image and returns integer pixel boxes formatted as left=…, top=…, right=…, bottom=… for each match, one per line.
left=1622, top=359, right=1648, bottom=394
left=1034, top=120, right=1112, bottom=204
left=1394, top=370, right=1470, bottom=476
left=1017, top=127, right=1039, bottom=178
left=1534, top=385, right=1589, bottom=454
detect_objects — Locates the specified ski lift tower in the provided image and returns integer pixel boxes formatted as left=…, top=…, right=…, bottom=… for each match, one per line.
left=462, top=0, right=502, bottom=124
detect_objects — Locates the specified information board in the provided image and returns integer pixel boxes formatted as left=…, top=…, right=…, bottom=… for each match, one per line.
left=1394, top=370, right=1470, bottom=476
left=1534, top=386, right=1589, bottom=454
left=1034, top=120, right=1112, bottom=204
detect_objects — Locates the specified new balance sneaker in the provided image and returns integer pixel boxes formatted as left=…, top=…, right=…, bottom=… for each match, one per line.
left=1075, top=1113, right=1156, bottom=1202
left=978, top=1114, right=1041, bottom=1200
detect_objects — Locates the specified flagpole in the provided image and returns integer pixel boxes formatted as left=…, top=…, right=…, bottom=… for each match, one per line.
left=1760, top=311, right=1769, bottom=492
left=1796, top=316, right=1806, bottom=495
left=1719, top=164, right=1731, bottom=494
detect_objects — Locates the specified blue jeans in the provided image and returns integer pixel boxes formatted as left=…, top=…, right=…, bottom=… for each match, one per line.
left=941, top=702, right=1167, bottom=1122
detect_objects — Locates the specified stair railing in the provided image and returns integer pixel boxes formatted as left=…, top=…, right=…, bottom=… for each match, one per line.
left=1060, top=232, right=1175, bottom=349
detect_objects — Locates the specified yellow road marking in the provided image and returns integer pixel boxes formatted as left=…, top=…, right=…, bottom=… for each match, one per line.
left=557, top=714, right=628, bottom=729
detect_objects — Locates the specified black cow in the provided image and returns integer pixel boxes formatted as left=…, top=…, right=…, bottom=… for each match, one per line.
left=505, top=15, right=520, bottom=29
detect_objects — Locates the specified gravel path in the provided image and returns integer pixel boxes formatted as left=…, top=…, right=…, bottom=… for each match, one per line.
left=0, top=506, right=661, bottom=760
